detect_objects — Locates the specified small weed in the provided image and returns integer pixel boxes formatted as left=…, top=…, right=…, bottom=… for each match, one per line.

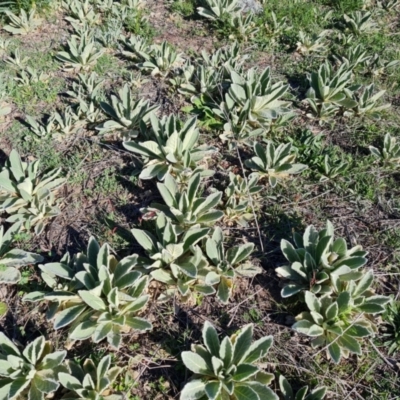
left=171, top=0, right=195, bottom=17
left=124, top=11, right=156, bottom=39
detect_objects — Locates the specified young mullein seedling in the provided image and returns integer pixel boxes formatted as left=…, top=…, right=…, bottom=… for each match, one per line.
left=75, top=98, right=103, bottom=124
left=95, top=18, right=123, bottom=50
left=132, top=212, right=214, bottom=300
left=343, top=11, right=377, bottom=35
left=56, top=34, right=104, bottom=72
left=59, top=355, right=123, bottom=400
left=0, top=150, right=65, bottom=234
left=138, top=41, right=185, bottom=78
left=150, top=173, right=224, bottom=228
left=381, top=297, right=400, bottom=355
left=121, top=35, right=152, bottom=61
left=63, top=0, right=101, bottom=26
left=306, top=61, right=359, bottom=119
left=25, top=114, right=57, bottom=140
left=0, top=334, right=66, bottom=400
left=14, top=66, right=49, bottom=85
left=318, top=154, right=349, bottom=182
left=51, top=107, right=84, bottom=137
left=23, top=237, right=152, bottom=349
left=201, top=41, right=248, bottom=75
left=224, top=173, right=262, bottom=227
left=224, top=67, right=291, bottom=131
left=0, top=81, right=11, bottom=120
left=293, top=284, right=389, bottom=364
left=364, top=53, right=400, bottom=77
left=204, top=227, right=260, bottom=303
left=228, top=12, right=259, bottom=42
left=279, top=375, right=327, bottom=400
left=276, top=220, right=368, bottom=298
left=66, top=72, right=104, bottom=103
left=97, top=83, right=158, bottom=139
left=369, top=133, right=400, bottom=168
left=333, top=44, right=371, bottom=71
left=123, top=113, right=217, bottom=181
left=197, top=0, right=241, bottom=21
left=177, top=64, right=222, bottom=101
left=0, top=222, right=43, bottom=284
left=181, top=322, right=278, bottom=400
left=245, top=142, right=307, bottom=188
left=296, top=30, right=329, bottom=55
left=4, top=48, right=30, bottom=69
left=379, top=0, right=400, bottom=10
left=351, top=84, right=390, bottom=119
left=0, top=36, right=11, bottom=55
left=263, top=11, right=292, bottom=45
left=3, top=9, right=42, bottom=35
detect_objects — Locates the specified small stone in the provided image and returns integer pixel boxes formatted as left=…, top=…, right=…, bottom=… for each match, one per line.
left=237, top=0, right=263, bottom=14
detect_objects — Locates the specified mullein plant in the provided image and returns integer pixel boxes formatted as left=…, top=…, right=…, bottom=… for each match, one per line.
left=23, top=237, right=152, bottom=349
left=180, top=322, right=278, bottom=399
left=0, top=334, right=66, bottom=400
left=0, top=150, right=65, bottom=234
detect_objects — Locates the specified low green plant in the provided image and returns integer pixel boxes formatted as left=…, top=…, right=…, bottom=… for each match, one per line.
left=222, top=67, right=291, bottom=132
left=0, top=36, right=11, bottom=55
left=0, top=222, right=43, bottom=284
left=276, top=220, right=368, bottom=298
left=121, top=0, right=153, bottom=37
left=293, top=286, right=389, bottom=363
left=96, top=83, right=158, bottom=139
left=333, top=44, right=370, bottom=71
left=123, top=113, right=216, bottom=181
left=369, top=133, right=400, bottom=168
left=350, top=84, right=390, bottom=119
left=120, top=35, right=152, bottom=61
left=306, top=61, right=359, bottom=120
left=0, top=333, right=66, bottom=400
left=176, top=64, right=222, bottom=101
left=364, top=53, right=400, bottom=77
left=0, top=149, right=66, bottom=234
left=381, top=296, right=400, bottom=355
left=197, top=0, right=241, bottom=21
left=14, top=67, right=49, bottom=86
left=25, top=114, right=57, bottom=140
left=56, top=34, right=104, bottom=72
left=4, top=48, right=30, bottom=69
left=3, top=9, right=42, bottom=35
left=180, top=322, right=278, bottom=400
left=63, top=0, right=101, bottom=26
left=226, top=12, right=259, bottom=42
left=296, top=31, right=328, bottom=55
left=378, top=0, right=400, bottom=10
left=171, top=0, right=195, bottom=16
left=59, top=355, right=123, bottom=399
left=204, top=227, right=260, bottom=303
left=317, top=154, right=349, bottom=182
left=95, top=18, right=123, bottom=49
left=149, top=173, right=224, bottom=228
left=138, top=41, right=185, bottom=78
left=131, top=212, right=213, bottom=300
left=23, top=237, right=152, bottom=349
left=245, top=142, right=307, bottom=188
left=66, top=72, right=104, bottom=103
left=279, top=375, right=327, bottom=400
left=201, top=41, right=247, bottom=73
left=223, top=172, right=262, bottom=227
left=343, top=11, right=377, bottom=35
left=262, top=11, right=292, bottom=45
